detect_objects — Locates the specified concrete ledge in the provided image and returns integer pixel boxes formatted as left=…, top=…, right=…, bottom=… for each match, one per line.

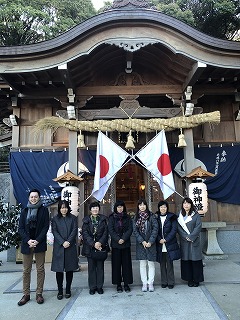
left=203, top=253, right=228, bottom=260
left=202, top=222, right=227, bottom=257
left=202, top=222, right=226, bottom=229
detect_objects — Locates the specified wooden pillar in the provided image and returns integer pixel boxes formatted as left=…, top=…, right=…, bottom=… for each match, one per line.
left=11, top=107, right=20, bottom=148
left=78, top=181, right=85, bottom=223
left=183, top=128, right=195, bottom=192
left=68, top=130, right=78, bottom=175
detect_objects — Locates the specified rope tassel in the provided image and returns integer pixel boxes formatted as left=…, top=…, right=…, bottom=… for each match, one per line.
left=125, top=130, right=135, bottom=150
left=178, top=128, right=187, bottom=148
left=77, top=131, right=86, bottom=148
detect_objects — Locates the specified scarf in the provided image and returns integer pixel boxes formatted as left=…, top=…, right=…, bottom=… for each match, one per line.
left=177, top=211, right=193, bottom=235
left=114, top=212, right=124, bottom=235
left=91, top=215, right=99, bottom=236
left=26, top=200, right=42, bottom=229
left=136, top=211, right=149, bottom=233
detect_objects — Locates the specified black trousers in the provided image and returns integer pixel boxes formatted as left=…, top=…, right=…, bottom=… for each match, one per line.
left=111, top=247, right=133, bottom=285
left=181, top=260, right=204, bottom=283
left=160, top=252, right=175, bottom=286
left=87, top=257, right=104, bottom=290
left=56, top=271, right=73, bottom=294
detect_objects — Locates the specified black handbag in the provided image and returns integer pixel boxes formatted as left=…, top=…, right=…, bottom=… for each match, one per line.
left=91, top=248, right=108, bottom=261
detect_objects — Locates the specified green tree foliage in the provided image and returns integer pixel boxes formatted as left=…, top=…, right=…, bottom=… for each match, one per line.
left=152, top=0, right=240, bottom=40
left=98, top=1, right=113, bottom=13
left=153, top=1, right=195, bottom=26
left=0, top=200, right=21, bottom=251
left=0, top=0, right=96, bottom=45
left=0, top=146, right=9, bottom=162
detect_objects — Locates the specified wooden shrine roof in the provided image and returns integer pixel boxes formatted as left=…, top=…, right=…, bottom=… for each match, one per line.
left=53, top=170, right=84, bottom=183
left=0, top=3, right=240, bottom=133
left=185, top=166, right=215, bottom=178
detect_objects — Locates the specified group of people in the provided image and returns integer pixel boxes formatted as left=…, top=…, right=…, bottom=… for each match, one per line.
left=17, top=189, right=204, bottom=306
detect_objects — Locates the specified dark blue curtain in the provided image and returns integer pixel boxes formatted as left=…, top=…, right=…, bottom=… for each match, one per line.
left=169, top=145, right=240, bottom=205
left=77, top=149, right=96, bottom=174
left=9, top=146, right=240, bottom=206
left=10, top=151, right=68, bottom=207
left=79, top=146, right=240, bottom=204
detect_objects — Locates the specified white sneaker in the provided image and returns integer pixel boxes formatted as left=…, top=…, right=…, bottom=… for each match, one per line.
left=148, top=283, right=154, bottom=292
left=142, top=284, right=147, bottom=292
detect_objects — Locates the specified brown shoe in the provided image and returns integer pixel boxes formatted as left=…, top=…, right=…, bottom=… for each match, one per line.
left=36, top=294, right=44, bottom=304
left=18, top=295, right=30, bottom=306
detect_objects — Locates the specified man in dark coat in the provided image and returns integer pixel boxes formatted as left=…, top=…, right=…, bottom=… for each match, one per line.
left=17, top=189, right=49, bottom=306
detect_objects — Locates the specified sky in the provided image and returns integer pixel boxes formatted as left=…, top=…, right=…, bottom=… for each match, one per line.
left=91, top=0, right=113, bottom=10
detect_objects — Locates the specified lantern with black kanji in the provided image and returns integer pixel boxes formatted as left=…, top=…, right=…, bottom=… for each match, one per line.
left=61, top=186, right=80, bottom=216
left=53, top=170, right=84, bottom=216
left=186, top=166, right=215, bottom=217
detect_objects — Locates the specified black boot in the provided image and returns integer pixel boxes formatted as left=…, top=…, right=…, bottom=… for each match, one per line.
left=56, top=272, right=64, bottom=299
left=65, top=271, right=73, bottom=298
left=57, top=291, right=63, bottom=300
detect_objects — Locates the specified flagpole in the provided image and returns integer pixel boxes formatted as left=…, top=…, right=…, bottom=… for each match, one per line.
left=79, top=156, right=133, bottom=206
left=132, top=155, right=184, bottom=199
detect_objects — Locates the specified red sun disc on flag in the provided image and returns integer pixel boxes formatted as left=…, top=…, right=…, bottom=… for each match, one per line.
left=157, top=154, right=172, bottom=176
left=99, top=155, right=109, bottom=178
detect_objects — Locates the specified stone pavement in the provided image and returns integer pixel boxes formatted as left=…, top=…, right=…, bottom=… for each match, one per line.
left=0, top=250, right=240, bottom=320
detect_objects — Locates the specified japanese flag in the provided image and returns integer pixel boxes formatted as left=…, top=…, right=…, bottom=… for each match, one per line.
left=91, top=131, right=129, bottom=201
left=135, top=130, right=175, bottom=199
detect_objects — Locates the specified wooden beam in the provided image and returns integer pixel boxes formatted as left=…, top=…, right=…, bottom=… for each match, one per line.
left=0, top=84, right=10, bottom=89
left=77, top=106, right=203, bottom=120
left=15, top=84, right=238, bottom=99
left=194, top=84, right=237, bottom=95
left=78, top=107, right=182, bottom=120
left=0, top=75, right=20, bottom=93
left=182, top=62, right=206, bottom=91
left=58, top=64, right=75, bottom=91
left=76, top=85, right=182, bottom=96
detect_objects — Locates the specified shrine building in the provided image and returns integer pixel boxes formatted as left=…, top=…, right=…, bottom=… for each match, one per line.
left=1, top=0, right=240, bottom=253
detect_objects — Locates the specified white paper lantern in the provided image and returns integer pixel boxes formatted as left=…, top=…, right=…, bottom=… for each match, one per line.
left=61, top=186, right=80, bottom=216
left=188, top=182, right=208, bottom=216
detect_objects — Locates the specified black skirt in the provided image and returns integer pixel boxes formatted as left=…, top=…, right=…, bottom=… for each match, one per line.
left=181, top=260, right=204, bottom=282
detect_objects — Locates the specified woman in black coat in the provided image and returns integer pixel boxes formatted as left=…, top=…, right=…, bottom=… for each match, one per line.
left=156, top=200, right=180, bottom=289
left=51, top=200, right=78, bottom=300
left=108, top=200, right=133, bottom=293
left=81, top=201, right=108, bottom=295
